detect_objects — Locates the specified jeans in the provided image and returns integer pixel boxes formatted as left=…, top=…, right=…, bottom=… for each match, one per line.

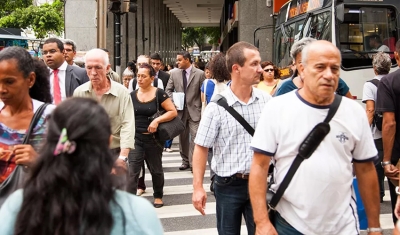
left=274, top=212, right=303, bottom=235
left=164, top=139, right=173, bottom=148
left=214, top=174, right=255, bottom=235
left=127, top=133, right=164, bottom=199
left=373, top=138, right=384, bottom=200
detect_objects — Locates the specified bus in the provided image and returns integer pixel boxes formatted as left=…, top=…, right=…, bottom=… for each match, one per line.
left=272, top=0, right=400, bottom=101
left=0, top=34, right=42, bottom=56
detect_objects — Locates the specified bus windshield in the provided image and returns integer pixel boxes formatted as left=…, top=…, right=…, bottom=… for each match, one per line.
left=338, top=6, right=398, bottom=70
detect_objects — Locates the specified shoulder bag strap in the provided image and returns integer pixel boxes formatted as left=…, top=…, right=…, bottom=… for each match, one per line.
left=269, top=94, right=342, bottom=209
left=22, top=103, right=49, bottom=144
left=155, top=88, right=160, bottom=113
left=213, top=94, right=255, bottom=136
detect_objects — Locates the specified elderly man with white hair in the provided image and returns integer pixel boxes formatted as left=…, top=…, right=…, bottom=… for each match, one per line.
left=73, top=48, right=135, bottom=190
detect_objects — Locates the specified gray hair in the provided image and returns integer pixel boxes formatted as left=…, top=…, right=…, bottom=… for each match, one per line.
left=84, top=48, right=110, bottom=66
left=372, top=52, right=392, bottom=75
left=122, top=68, right=134, bottom=77
left=290, top=37, right=317, bottom=61
left=63, top=39, right=77, bottom=52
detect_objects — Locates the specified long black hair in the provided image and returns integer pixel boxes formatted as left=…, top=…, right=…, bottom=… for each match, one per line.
left=0, top=47, right=52, bottom=103
left=14, top=97, right=115, bottom=235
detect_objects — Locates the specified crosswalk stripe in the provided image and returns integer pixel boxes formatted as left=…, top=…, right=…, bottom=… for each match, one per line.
left=143, top=184, right=210, bottom=196
left=156, top=202, right=216, bottom=219
left=145, top=170, right=210, bottom=180
left=164, top=226, right=248, bottom=235
left=162, top=156, right=182, bottom=162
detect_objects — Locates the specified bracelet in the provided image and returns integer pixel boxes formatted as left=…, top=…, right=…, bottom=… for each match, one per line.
left=366, top=227, right=382, bottom=233
left=381, top=161, right=391, bottom=168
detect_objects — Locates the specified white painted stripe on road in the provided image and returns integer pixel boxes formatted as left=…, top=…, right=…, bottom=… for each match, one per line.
left=380, top=213, right=394, bottom=229
left=162, top=156, right=182, bottom=162
left=142, top=184, right=210, bottom=196
left=145, top=170, right=210, bottom=180
left=156, top=202, right=216, bottom=219
left=164, top=225, right=248, bottom=235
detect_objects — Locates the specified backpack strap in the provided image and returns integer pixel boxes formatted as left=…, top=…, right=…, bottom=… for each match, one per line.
left=132, top=78, right=138, bottom=91
left=367, top=79, right=379, bottom=87
left=154, top=77, right=158, bottom=88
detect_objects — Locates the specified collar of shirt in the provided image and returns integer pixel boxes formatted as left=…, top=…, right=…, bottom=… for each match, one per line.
left=155, top=71, right=159, bottom=78
left=373, top=74, right=385, bottom=81
left=50, top=61, right=68, bottom=73
left=225, top=84, right=261, bottom=106
left=184, top=65, right=192, bottom=77
left=83, top=77, right=119, bottom=97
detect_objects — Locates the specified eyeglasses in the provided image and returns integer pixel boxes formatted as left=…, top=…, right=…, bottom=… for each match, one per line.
left=264, top=69, right=274, bottom=72
left=42, top=49, right=60, bottom=55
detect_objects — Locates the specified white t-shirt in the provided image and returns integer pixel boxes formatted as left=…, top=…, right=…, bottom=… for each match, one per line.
left=362, top=75, right=384, bottom=139
left=250, top=91, right=377, bottom=235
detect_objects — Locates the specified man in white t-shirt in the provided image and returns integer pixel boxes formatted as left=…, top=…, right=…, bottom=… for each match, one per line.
left=362, top=51, right=392, bottom=203
left=249, top=40, right=382, bottom=235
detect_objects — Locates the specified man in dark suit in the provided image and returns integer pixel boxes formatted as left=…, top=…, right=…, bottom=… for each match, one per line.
left=166, top=51, right=206, bottom=170
left=150, top=53, right=170, bottom=89
left=42, top=38, right=89, bottom=105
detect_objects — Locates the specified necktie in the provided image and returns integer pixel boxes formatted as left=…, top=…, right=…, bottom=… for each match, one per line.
left=53, top=69, right=61, bottom=105
left=182, top=70, right=187, bottom=93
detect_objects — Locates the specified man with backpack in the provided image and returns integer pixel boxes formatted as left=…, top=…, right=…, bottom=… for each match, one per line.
left=377, top=39, right=400, bottom=224
left=362, top=51, right=392, bottom=203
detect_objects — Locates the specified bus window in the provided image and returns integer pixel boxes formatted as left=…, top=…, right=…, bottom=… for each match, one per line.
left=338, top=7, right=398, bottom=70
left=307, top=12, right=331, bottom=41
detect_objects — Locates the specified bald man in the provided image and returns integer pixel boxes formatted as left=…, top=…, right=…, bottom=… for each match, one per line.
left=249, top=41, right=381, bottom=235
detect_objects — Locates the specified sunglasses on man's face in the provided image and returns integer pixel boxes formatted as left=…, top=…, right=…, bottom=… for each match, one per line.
left=264, top=69, right=274, bottom=72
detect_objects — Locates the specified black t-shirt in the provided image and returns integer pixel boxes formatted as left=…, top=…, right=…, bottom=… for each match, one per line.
left=131, top=88, right=169, bottom=134
left=376, top=69, right=400, bottom=162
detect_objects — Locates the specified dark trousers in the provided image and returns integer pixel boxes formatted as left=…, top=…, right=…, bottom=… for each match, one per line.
left=374, top=138, right=385, bottom=199
left=214, top=174, right=255, bottom=235
left=164, top=139, right=173, bottom=148
left=127, top=133, right=164, bottom=199
left=138, top=163, right=146, bottom=190
left=179, top=109, right=199, bottom=166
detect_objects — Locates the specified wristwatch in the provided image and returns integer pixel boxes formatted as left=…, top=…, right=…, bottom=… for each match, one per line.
left=118, top=156, right=128, bottom=163
left=366, top=227, right=383, bottom=233
left=381, top=161, right=391, bottom=168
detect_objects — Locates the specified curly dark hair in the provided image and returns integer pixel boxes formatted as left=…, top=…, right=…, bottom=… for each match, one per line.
left=208, top=52, right=231, bottom=83
left=0, top=47, right=52, bottom=103
left=14, top=98, right=117, bottom=235
left=260, top=61, right=281, bottom=80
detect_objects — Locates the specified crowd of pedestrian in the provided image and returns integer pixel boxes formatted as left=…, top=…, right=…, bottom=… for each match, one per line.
left=0, top=35, right=400, bottom=235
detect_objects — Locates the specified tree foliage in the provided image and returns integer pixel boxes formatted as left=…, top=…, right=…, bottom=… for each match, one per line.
left=182, top=27, right=220, bottom=51
left=0, top=0, right=32, bottom=18
left=0, top=0, right=64, bottom=38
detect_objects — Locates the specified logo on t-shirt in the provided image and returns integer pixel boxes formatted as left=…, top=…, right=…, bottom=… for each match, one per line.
left=336, top=132, right=349, bottom=143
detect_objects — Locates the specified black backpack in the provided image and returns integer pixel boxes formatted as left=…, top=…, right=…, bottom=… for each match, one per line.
left=368, top=79, right=383, bottom=131
left=131, top=77, right=158, bottom=90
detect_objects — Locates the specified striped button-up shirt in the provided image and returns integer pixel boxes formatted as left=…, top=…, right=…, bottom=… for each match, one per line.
left=194, top=86, right=271, bottom=177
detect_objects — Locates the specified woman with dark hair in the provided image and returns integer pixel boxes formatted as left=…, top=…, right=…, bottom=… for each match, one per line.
left=0, top=47, right=54, bottom=205
left=0, top=97, right=163, bottom=235
left=128, top=63, right=177, bottom=208
left=256, top=61, right=281, bottom=95
left=200, top=52, right=231, bottom=106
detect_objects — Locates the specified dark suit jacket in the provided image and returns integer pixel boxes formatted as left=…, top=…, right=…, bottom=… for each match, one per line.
left=65, top=65, right=89, bottom=97
left=166, top=66, right=206, bottom=122
left=158, top=70, right=170, bottom=90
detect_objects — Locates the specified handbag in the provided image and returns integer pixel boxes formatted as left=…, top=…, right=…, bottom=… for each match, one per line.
left=214, top=94, right=342, bottom=224
left=0, top=103, right=49, bottom=207
left=149, top=89, right=185, bottom=142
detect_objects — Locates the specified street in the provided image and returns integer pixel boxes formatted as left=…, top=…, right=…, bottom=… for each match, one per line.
left=139, top=148, right=395, bottom=234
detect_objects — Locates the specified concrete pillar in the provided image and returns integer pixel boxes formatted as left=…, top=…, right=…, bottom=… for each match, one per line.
left=65, top=0, right=97, bottom=51
left=154, top=0, right=160, bottom=53
left=238, top=0, right=273, bottom=61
